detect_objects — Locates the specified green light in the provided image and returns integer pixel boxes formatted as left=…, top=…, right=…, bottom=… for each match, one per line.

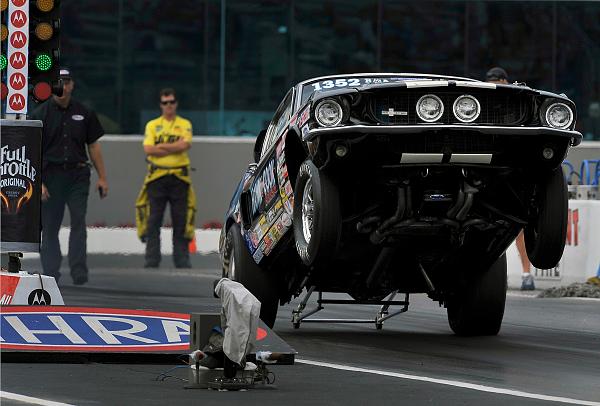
left=35, top=54, right=53, bottom=71
left=0, top=55, right=7, bottom=70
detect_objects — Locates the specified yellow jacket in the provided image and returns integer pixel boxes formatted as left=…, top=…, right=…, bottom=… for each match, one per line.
left=135, top=164, right=197, bottom=242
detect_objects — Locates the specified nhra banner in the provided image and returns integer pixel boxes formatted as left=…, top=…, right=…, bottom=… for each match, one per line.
left=0, top=307, right=271, bottom=353
left=0, top=120, right=42, bottom=253
left=0, top=307, right=191, bottom=352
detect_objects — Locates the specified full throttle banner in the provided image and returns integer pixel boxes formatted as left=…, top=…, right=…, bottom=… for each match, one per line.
left=0, top=120, right=42, bottom=253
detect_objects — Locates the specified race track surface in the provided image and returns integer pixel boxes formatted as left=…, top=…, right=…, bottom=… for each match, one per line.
left=2, top=254, right=599, bottom=406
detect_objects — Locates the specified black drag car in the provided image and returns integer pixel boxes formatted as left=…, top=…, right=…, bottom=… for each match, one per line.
left=219, top=73, right=582, bottom=334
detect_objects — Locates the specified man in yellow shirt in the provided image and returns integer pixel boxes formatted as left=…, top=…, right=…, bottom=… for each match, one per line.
left=142, top=88, right=193, bottom=268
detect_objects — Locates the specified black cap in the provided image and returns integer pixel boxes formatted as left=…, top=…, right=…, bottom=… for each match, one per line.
left=59, top=68, right=72, bottom=79
left=486, top=67, right=508, bottom=82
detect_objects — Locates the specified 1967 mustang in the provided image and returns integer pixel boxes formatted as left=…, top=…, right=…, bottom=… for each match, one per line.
left=219, top=73, right=582, bottom=334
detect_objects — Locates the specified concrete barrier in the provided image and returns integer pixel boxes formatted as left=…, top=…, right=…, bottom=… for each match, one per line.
left=23, top=228, right=220, bottom=258
left=76, top=137, right=600, bottom=228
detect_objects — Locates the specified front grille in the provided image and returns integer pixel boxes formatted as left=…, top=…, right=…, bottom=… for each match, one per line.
left=372, top=88, right=530, bottom=126
left=388, top=133, right=498, bottom=154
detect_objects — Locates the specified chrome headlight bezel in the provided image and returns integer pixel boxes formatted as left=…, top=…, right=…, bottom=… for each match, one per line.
left=544, top=102, right=574, bottom=130
left=452, top=94, right=481, bottom=123
left=314, top=98, right=344, bottom=127
left=416, top=94, right=444, bottom=123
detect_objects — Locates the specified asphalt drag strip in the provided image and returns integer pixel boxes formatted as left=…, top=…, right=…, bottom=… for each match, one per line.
left=2, top=254, right=599, bottom=405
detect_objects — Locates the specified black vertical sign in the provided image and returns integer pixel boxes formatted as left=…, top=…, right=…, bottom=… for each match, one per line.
left=0, top=119, right=42, bottom=252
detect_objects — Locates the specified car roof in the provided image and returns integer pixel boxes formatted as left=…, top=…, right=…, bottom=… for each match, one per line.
left=297, top=72, right=479, bottom=88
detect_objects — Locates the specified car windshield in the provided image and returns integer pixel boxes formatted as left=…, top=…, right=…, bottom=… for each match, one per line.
left=300, top=74, right=437, bottom=105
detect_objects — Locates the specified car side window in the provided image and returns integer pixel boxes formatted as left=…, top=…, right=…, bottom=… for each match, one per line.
left=261, top=89, right=294, bottom=158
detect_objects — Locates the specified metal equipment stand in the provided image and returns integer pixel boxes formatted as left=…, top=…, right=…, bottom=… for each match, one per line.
left=291, top=286, right=410, bottom=330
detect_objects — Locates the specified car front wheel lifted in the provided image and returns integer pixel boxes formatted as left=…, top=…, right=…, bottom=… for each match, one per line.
left=293, top=160, right=341, bottom=266
left=524, top=167, right=568, bottom=269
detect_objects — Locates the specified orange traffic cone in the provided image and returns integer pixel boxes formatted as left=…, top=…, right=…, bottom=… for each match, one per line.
left=188, top=235, right=197, bottom=254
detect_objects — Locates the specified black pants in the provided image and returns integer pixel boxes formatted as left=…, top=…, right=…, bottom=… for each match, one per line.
left=145, top=175, right=191, bottom=268
left=41, top=166, right=90, bottom=281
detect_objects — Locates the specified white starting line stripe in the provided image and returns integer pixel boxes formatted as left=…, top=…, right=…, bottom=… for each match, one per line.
left=296, top=359, right=600, bottom=406
left=0, top=391, right=75, bottom=406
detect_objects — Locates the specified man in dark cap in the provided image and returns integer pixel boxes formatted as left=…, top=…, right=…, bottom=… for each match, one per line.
left=29, top=68, right=109, bottom=285
left=485, top=66, right=534, bottom=290
left=485, top=67, right=509, bottom=84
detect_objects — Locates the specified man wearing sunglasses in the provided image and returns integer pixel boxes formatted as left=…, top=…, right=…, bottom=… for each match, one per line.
left=139, top=88, right=195, bottom=268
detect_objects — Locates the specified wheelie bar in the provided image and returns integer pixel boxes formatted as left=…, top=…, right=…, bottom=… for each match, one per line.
left=291, top=287, right=410, bottom=330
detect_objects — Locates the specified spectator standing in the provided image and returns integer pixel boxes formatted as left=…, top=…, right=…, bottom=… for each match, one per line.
left=137, top=88, right=196, bottom=268
left=29, top=68, right=108, bottom=285
left=485, top=67, right=535, bottom=290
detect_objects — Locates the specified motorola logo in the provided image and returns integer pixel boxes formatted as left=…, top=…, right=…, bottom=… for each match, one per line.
left=28, top=289, right=52, bottom=305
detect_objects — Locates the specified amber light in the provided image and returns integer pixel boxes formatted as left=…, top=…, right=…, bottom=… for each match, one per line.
left=1, top=24, right=7, bottom=42
left=36, top=0, right=54, bottom=12
left=35, top=22, right=54, bottom=41
left=0, top=0, right=7, bottom=12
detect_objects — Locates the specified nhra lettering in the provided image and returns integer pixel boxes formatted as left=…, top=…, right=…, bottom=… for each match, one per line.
left=250, top=159, right=277, bottom=217
left=0, top=312, right=190, bottom=347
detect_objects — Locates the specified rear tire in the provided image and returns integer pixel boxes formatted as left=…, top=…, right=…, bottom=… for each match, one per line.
left=223, top=223, right=279, bottom=328
left=293, top=160, right=341, bottom=266
left=524, top=167, right=568, bottom=269
left=447, top=254, right=507, bottom=336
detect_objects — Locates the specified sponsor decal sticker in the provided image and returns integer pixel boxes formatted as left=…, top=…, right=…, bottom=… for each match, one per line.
left=298, top=107, right=310, bottom=127
left=284, top=198, right=293, bottom=214
left=250, top=159, right=278, bottom=218
left=9, top=31, right=26, bottom=49
left=0, top=275, right=20, bottom=305
left=9, top=52, right=26, bottom=69
left=284, top=181, right=293, bottom=197
left=1, top=145, right=38, bottom=214
left=302, top=124, right=309, bottom=138
left=252, top=246, right=264, bottom=263
left=6, top=0, right=29, bottom=114
left=10, top=9, right=27, bottom=28
left=27, top=289, right=51, bottom=305
left=281, top=212, right=292, bottom=227
left=9, top=72, right=26, bottom=90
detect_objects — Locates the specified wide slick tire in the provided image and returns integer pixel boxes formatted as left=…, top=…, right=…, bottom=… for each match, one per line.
left=223, top=223, right=279, bottom=327
left=524, top=167, right=568, bottom=269
left=293, top=160, right=341, bottom=266
left=447, top=254, right=507, bottom=336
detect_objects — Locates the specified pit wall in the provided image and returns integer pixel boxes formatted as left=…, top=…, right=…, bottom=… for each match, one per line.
left=79, top=137, right=600, bottom=227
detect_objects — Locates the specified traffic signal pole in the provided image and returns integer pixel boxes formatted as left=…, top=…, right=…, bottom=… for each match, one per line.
left=1, top=0, right=59, bottom=272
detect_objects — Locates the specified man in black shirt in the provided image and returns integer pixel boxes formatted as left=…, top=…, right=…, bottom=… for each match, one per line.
left=29, top=68, right=109, bottom=285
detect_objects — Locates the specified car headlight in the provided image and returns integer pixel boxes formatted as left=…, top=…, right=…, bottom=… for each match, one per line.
left=452, top=95, right=480, bottom=123
left=545, top=102, right=573, bottom=129
left=315, top=99, right=343, bottom=127
left=416, top=94, right=444, bottom=122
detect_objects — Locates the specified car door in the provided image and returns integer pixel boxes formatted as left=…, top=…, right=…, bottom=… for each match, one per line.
left=239, top=88, right=295, bottom=262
